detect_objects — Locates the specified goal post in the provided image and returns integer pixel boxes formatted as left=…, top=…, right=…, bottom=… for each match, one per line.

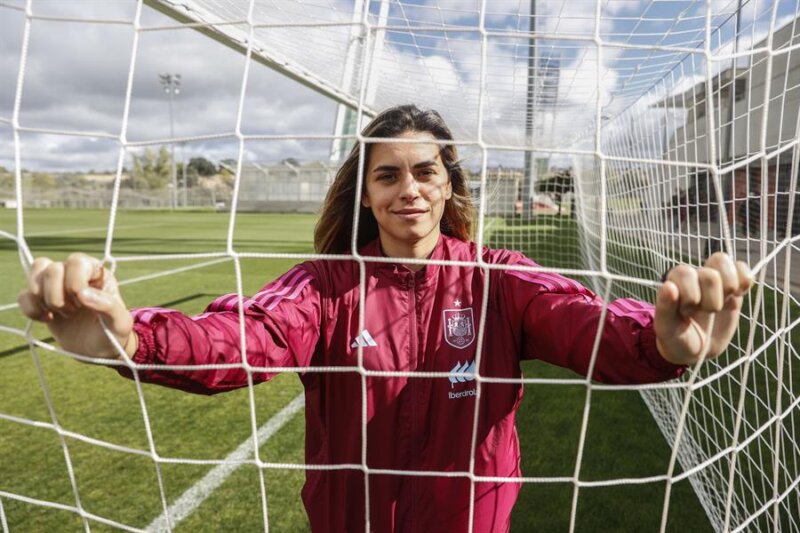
left=1, top=1, right=798, bottom=531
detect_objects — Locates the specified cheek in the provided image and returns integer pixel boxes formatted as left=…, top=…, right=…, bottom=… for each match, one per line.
left=428, top=184, right=449, bottom=206
left=364, top=188, right=393, bottom=212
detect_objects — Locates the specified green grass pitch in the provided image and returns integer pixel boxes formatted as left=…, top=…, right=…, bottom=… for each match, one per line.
left=0, top=209, right=712, bottom=531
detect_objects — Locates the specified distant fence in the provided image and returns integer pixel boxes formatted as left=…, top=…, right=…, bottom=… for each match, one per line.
left=2, top=187, right=221, bottom=209
left=236, top=164, right=331, bottom=213
left=1, top=166, right=538, bottom=216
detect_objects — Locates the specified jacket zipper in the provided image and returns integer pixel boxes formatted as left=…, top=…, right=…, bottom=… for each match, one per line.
left=408, top=275, right=417, bottom=531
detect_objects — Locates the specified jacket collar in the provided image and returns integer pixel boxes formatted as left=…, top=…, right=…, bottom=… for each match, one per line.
left=360, top=234, right=447, bottom=285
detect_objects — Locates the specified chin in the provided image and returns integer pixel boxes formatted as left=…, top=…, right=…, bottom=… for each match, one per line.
left=404, top=226, right=437, bottom=242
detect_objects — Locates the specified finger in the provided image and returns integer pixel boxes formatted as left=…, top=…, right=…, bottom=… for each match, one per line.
left=704, top=252, right=739, bottom=299
left=654, top=280, right=681, bottom=332
left=27, top=257, right=53, bottom=296
left=77, top=287, right=132, bottom=338
left=654, top=281, right=703, bottom=365
left=735, top=260, right=753, bottom=297
left=17, top=290, right=53, bottom=322
left=691, top=309, right=714, bottom=341
left=41, top=261, right=68, bottom=313
left=666, top=264, right=700, bottom=318
left=706, top=260, right=751, bottom=358
left=64, top=253, right=104, bottom=300
left=696, top=266, right=724, bottom=312
left=707, top=296, right=743, bottom=358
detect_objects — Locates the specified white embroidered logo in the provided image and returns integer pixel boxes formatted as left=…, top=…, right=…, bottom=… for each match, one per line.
left=443, top=308, right=475, bottom=349
left=350, top=329, right=378, bottom=348
left=448, top=360, right=477, bottom=400
left=449, top=360, right=476, bottom=386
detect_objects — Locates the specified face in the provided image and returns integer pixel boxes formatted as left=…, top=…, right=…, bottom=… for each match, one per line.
left=361, top=130, right=452, bottom=257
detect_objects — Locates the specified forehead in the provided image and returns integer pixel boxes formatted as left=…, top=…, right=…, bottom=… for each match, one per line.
left=368, top=131, right=442, bottom=168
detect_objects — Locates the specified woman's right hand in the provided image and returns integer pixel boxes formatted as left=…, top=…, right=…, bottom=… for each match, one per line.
left=18, top=253, right=136, bottom=359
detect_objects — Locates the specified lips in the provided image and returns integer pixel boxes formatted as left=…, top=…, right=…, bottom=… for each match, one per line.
left=393, top=208, right=429, bottom=215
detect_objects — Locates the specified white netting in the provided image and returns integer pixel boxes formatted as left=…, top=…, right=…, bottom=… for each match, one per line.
left=1, top=0, right=799, bottom=531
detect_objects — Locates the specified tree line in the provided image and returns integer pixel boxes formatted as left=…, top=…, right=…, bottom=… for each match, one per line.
left=0, top=149, right=224, bottom=191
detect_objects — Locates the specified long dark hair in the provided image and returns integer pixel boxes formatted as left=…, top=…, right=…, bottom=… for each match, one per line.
left=314, top=105, right=475, bottom=254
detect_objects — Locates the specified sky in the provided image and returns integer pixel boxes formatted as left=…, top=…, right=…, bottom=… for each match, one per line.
left=1, top=0, right=797, bottom=172
left=0, top=0, right=341, bottom=172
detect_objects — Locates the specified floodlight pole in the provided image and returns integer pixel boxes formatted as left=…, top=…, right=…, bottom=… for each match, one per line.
left=160, top=73, right=181, bottom=209
left=182, top=142, right=188, bottom=207
left=718, top=0, right=743, bottom=248
left=523, top=0, right=537, bottom=219
left=725, top=0, right=744, bottom=166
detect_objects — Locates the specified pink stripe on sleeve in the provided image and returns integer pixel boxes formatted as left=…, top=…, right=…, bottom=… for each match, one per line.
left=608, top=298, right=654, bottom=320
left=190, top=312, right=216, bottom=321
left=251, top=266, right=303, bottom=302
left=514, top=256, right=538, bottom=268
left=508, top=269, right=569, bottom=292
left=131, top=307, right=179, bottom=324
left=265, top=273, right=312, bottom=310
left=208, top=293, right=238, bottom=312
left=255, top=267, right=307, bottom=305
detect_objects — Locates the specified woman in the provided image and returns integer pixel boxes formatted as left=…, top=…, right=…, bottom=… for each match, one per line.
left=19, top=105, right=751, bottom=532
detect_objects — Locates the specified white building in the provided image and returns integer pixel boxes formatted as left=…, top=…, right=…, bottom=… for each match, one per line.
left=237, top=160, right=337, bottom=212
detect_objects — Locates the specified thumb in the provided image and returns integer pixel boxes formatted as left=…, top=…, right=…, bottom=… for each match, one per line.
left=77, top=286, right=132, bottom=337
left=654, top=280, right=681, bottom=334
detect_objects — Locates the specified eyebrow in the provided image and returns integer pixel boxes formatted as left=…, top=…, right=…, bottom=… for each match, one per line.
left=371, top=160, right=438, bottom=173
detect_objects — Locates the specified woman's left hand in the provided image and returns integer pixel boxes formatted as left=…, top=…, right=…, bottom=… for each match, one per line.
left=654, top=252, right=753, bottom=366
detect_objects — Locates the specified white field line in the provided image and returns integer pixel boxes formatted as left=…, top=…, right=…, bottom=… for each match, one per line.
left=0, top=302, right=19, bottom=313
left=147, top=393, right=305, bottom=532
left=24, top=222, right=169, bottom=237
left=117, top=257, right=231, bottom=287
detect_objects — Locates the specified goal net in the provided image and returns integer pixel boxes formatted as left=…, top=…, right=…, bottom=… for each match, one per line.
left=1, top=0, right=798, bottom=531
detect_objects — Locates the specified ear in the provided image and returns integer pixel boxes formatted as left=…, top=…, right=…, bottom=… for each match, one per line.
left=444, top=178, right=453, bottom=201
left=361, top=193, right=371, bottom=208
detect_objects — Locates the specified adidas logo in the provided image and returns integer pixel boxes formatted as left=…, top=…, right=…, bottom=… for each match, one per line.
left=351, top=329, right=378, bottom=348
left=449, top=360, right=476, bottom=386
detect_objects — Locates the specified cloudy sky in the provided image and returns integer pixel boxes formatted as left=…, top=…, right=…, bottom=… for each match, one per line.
left=0, top=0, right=793, bottom=172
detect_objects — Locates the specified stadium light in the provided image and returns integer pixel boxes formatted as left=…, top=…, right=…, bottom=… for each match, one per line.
left=159, top=73, right=181, bottom=209
left=522, top=0, right=536, bottom=220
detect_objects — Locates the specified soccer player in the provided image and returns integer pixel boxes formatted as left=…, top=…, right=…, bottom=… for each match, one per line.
left=19, top=105, right=751, bottom=532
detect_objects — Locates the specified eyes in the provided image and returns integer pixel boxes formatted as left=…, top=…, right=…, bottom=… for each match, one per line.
left=375, top=168, right=438, bottom=183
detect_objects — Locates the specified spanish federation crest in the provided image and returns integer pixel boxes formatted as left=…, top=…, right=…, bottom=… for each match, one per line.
left=443, top=308, right=475, bottom=349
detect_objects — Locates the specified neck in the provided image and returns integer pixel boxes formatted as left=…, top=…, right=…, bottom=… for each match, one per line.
left=378, top=229, right=441, bottom=271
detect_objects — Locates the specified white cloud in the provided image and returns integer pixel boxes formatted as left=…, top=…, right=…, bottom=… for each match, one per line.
left=0, top=1, right=338, bottom=171
left=4, top=0, right=798, bottom=173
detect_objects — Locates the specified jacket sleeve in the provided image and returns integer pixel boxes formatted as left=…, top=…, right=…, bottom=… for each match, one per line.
left=117, top=264, right=322, bottom=394
left=499, top=255, right=684, bottom=384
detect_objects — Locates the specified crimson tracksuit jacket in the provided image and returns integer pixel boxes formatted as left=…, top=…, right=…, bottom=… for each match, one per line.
left=124, top=235, right=684, bottom=532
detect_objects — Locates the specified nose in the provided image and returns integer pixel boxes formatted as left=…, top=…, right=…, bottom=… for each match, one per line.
left=398, top=173, right=420, bottom=201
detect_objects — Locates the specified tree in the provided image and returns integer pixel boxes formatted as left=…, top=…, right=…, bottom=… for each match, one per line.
left=59, top=174, right=89, bottom=188
left=187, top=157, right=217, bottom=177
left=535, top=167, right=574, bottom=215
left=219, top=158, right=237, bottom=171
left=130, top=146, right=171, bottom=189
left=31, top=172, right=56, bottom=189
left=218, top=166, right=235, bottom=188
left=0, top=169, right=12, bottom=190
